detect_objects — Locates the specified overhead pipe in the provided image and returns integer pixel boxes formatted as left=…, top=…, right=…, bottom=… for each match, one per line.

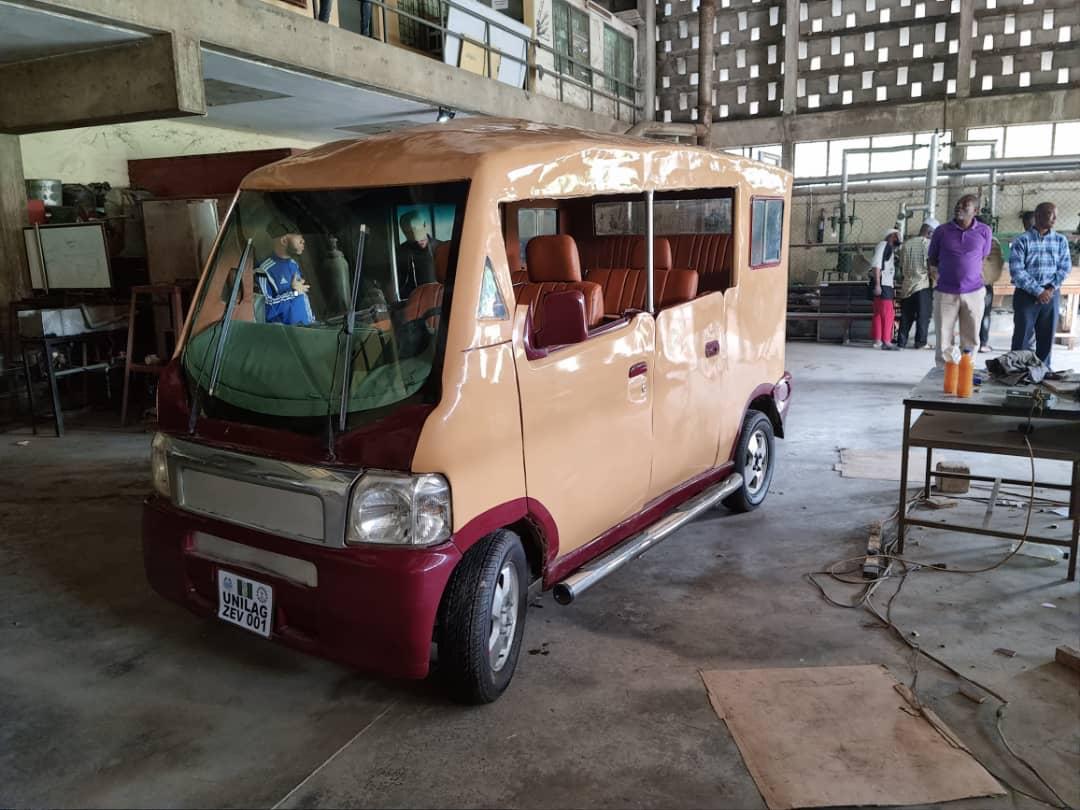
left=952, top=154, right=1080, bottom=172
left=794, top=159, right=1080, bottom=188
left=924, top=131, right=940, bottom=222
left=950, top=139, right=998, bottom=217
left=697, top=0, right=716, bottom=147
left=838, top=143, right=926, bottom=273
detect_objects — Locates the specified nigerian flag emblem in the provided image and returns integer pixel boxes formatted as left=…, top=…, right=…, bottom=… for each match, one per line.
left=238, top=580, right=253, bottom=599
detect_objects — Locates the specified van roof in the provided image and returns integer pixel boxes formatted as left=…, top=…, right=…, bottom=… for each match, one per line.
left=242, top=117, right=790, bottom=199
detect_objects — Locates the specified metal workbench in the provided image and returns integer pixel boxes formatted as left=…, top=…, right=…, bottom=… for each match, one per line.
left=898, top=369, right=1080, bottom=581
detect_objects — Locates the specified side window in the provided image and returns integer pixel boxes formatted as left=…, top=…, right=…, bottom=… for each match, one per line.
left=603, top=26, right=634, bottom=100
left=517, top=208, right=558, bottom=265
left=750, top=198, right=784, bottom=268
left=553, top=0, right=592, bottom=85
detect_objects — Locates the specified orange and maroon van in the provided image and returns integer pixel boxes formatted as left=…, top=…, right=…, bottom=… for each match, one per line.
left=144, top=119, right=792, bottom=703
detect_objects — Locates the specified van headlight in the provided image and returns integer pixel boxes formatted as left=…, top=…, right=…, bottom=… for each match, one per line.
left=151, top=432, right=172, bottom=498
left=346, top=472, right=452, bottom=546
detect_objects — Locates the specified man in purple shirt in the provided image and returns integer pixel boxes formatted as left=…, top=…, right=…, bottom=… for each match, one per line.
left=928, top=194, right=993, bottom=367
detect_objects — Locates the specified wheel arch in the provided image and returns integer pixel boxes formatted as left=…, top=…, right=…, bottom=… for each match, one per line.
left=448, top=497, right=559, bottom=584
left=750, top=394, right=784, bottom=439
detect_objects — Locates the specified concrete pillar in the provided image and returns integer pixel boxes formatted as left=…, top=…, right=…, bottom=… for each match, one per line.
left=782, top=0, right=800, bottom=116
left=0, top=34, right=205, bottom=134
left=0, top=135, right=28, bottom=363
left=955, top=0, right=975, bottom=99
left=781, top=138, right=795, bottom=172
left=639, top=0, right=657, bottom=123
left=696, top=0, right=716, bottom=146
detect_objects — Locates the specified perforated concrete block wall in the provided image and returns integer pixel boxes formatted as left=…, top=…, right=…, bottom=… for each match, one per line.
left=657, top=0, right=1078, bottom=124
left=970, top=0, right=1079, bottom=95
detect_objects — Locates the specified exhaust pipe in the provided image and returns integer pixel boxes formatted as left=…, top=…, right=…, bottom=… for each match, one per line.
left=553, top=473, right=743, bottom=605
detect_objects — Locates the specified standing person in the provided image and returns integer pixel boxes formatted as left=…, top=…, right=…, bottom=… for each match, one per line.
left=1010, top=210, right=1037, bottom=352
left=928, top=194, right=993, bottom=367
left=870, top=228, right=902, bottom=350
left=896, top=219, right=936, bottom=349
left=1008, top=201, right=1072, bottom=367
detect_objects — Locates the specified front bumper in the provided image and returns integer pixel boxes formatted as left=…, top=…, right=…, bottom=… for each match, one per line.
left=142, top=496, right=461, bottom=679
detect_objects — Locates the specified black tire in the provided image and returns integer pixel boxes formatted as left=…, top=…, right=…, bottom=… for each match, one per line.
left=437, top=529, right=528, bottom=704
left=723, top=409, right=775, bottom=513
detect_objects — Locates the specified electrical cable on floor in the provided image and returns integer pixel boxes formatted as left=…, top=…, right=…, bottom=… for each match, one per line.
left=808, top=421, right=1076, bottom=810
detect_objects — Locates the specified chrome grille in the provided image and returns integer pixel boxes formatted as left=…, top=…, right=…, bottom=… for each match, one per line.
left=165, top=437, right=361, bottom=548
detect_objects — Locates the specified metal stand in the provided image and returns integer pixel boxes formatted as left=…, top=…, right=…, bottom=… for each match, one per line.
left=897, top=374, right=1080, bottom=582
left=21, top=333, right=118, bottom=437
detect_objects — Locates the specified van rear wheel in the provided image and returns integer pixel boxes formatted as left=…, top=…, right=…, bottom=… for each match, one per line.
left=437, top=529, right=528, bottom=704
left=723, top=410, right=775, bottom=513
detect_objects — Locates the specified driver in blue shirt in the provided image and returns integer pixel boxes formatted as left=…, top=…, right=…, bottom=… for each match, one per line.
left=257, top=220, right=315, bottom=325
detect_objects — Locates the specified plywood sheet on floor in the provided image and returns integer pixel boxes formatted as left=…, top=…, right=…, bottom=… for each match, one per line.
left=835, top=447, right=926, bottom=481
left=700, top=664, right=1004, bottom=810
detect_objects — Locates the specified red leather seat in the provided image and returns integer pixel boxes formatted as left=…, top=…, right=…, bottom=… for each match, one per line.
left=583, top=233, right=734, bottom=294
left=519, top=235, right=604, bottom=330
left=403, top=242, right=450, bottom=324
left=585, top=238, right=698, bottom=315
left=668, top=233, right=733, bottom=292
left=579, top=234, right=638, bottom=271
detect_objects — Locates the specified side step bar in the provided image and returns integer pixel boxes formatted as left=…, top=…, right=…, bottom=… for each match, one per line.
left=552, top=472, right=743, bottom=605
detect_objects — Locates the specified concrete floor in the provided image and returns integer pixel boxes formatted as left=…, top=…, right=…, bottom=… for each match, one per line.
left=1, top=340, right=1078, bottom=809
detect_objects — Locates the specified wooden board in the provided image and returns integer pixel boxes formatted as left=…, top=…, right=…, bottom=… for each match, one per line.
left=23, top=223, right=111, bottom=289
left=909, top=411, right=1080, bottom=462
left=700, top=665, right=1004, bottom=810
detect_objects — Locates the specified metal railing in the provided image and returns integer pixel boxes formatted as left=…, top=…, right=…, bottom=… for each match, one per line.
left=345, top=0, right=642, bottom=123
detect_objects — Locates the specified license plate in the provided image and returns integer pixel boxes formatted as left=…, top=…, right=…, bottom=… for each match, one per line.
left=217, top=570, right=274, bottom=638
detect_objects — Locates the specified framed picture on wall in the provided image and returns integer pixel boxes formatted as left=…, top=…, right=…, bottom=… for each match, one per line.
left=24, top=222, right=112, bottom=291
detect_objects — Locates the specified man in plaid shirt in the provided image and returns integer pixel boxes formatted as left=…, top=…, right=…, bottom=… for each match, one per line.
left=1009, top=202, right=1073, bottom=366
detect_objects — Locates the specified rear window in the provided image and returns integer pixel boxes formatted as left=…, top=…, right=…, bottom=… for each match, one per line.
left=593, top=198, right=733, bottom=235
left=750, top=198, right=784, bottom=267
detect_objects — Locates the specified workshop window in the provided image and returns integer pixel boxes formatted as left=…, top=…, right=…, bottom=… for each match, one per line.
left=603, top=26, right=634, bottom=99
left=750, top=198, right=784, bottom=267
left=553, top=0, right=592, bottom=85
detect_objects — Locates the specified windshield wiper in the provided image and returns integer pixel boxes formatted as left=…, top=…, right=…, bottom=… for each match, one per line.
left=188, top=238, right=253, bottom=433
left=336, top=225, right=369, bottom=434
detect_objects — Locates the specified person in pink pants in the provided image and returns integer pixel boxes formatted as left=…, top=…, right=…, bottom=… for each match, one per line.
left=870, top=228, right=902, bottom=350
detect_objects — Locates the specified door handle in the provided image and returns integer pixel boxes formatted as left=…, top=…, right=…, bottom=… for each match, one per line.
left=628, top=361, right=648, bottom=378
left=705, top=340, right=720, bottom=358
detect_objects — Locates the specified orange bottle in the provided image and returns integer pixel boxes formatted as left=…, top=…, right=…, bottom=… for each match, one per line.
left=943, top=360, right=959, bottom=394
left=957, top=349, right=974, bottom=397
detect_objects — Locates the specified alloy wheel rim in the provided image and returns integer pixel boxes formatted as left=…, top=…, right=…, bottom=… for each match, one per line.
left=744, top=429, right=769, bottom=496
left=488, top=562, right=519, bottom=673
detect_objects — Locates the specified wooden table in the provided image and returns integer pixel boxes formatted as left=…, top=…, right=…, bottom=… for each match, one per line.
left=898, top=369, right=1080, bottom=581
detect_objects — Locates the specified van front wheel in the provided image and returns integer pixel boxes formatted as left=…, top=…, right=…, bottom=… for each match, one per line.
left=723, top=410, right=775, bottom=513
left=437, top=529, right=528, bottom=704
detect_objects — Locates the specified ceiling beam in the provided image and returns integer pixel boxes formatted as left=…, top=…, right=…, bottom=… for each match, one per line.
left=708, top=86, right=1080, bottom=149
left=0, top=33, right=205, bottom=134
left=13, top=0, right=631, bottom=134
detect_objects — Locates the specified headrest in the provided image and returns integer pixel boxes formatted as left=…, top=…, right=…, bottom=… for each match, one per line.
left=526, top=235, right=582, bottom=283
left=630, top=237, right=673, bottom=271
left=434, top=242, right=452, bottom=284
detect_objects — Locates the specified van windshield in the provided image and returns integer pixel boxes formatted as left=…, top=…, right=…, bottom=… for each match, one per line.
left=181, top=182, right=467, bottom=433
